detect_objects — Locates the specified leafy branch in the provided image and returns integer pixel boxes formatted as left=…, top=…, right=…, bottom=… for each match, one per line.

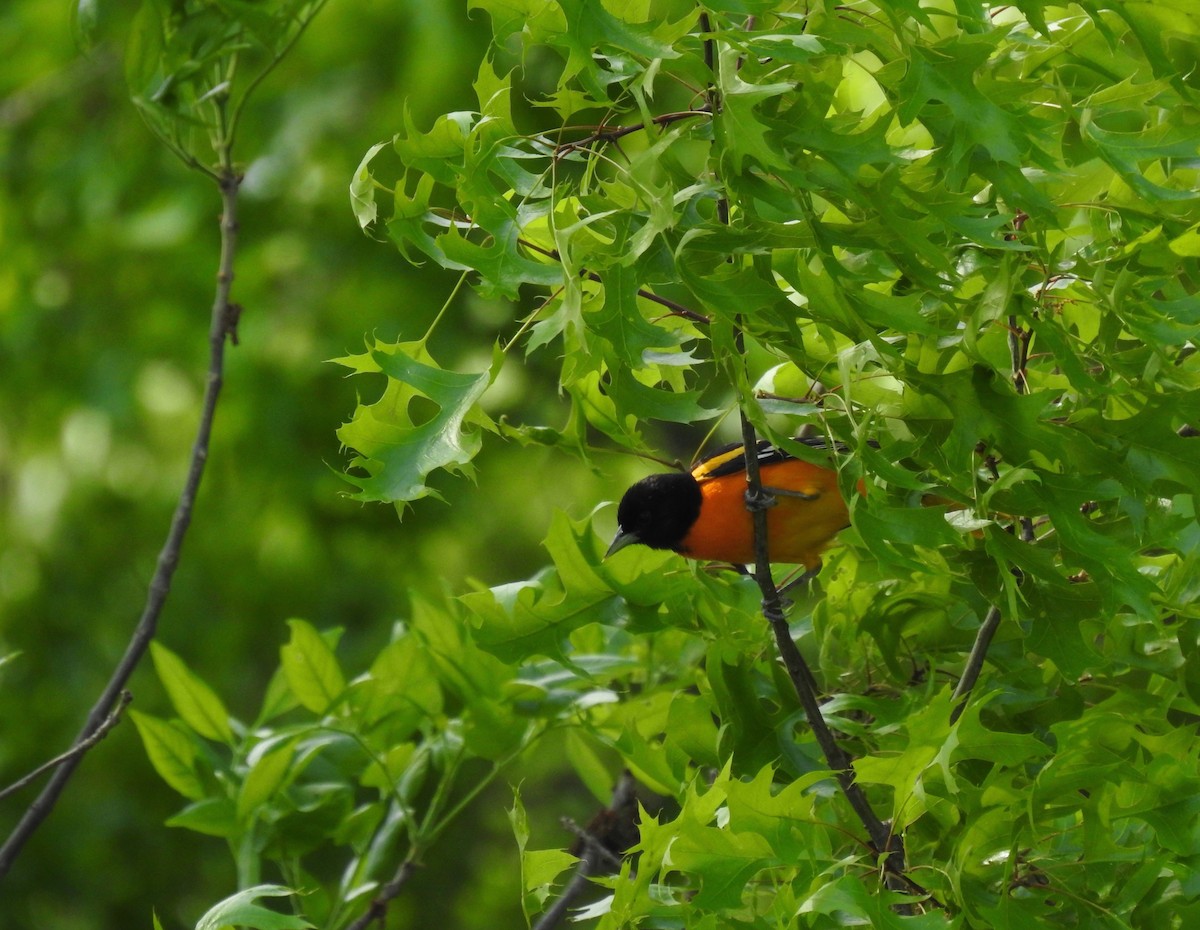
left=0, top=0, right=328, bottom=886
left=699, top=8, right=921, bottom=904
left=516, top=236, right=711, bottom=325
left=551, top=106, right=712, bottom=159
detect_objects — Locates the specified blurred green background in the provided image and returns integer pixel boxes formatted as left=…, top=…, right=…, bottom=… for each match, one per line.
left=0, top=1, right=613, bottom=925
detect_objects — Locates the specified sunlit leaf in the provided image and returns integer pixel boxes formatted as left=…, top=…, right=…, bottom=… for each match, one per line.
left=194, top=885, right=314, bottom=930
left=150, top=641, right=233, bottom=744
left=280, top=619, right=345, bottom=714
left=336, top=340, right=498, bottom=509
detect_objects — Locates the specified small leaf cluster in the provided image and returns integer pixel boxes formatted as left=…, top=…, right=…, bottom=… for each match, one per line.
left=120, top=0, right=327, bottom=170
left=136, top=611, right=600, bottom=929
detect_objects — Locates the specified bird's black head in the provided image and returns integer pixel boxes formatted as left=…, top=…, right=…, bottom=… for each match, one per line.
left=607, top=471, right=703, bottom=556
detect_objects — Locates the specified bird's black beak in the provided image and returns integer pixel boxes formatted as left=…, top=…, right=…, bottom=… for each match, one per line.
left=605, top=527, right=639, bottom=558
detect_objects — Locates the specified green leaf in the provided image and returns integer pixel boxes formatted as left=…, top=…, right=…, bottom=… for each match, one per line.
left=349, top=141, right=387, bottom=230
left=130, top=710, right=206, bottom=801
left=237, top=740, right=295, bottom=823
left=548, top=0, right=681, bottom=99
left=953, top=700, right=1049, bottom=766
left=256, top=665, right=301, bottom=726
left=853, top=690, right=956, bottom=827
left=565, top=729, right=616, bottom=804
left=1080, top=110, right=1200, bottom=203
left=665, top=767, right=778, bottom=910
left=280, top=619, right=345, bottom=714
left=606, top=367, right=722, bottom=425
left=165, top=797, right=238, bottom=838
left=150, top=641, right=233, bottom=744
left=336, top=340, right=497, bottom=509
left=352, top=633, right=444, bottom=740
left=721, top=767, right=817, bottom=857
left=510, top=787, right=579, bottom=923
left=194, top=885, right=314, bottom=930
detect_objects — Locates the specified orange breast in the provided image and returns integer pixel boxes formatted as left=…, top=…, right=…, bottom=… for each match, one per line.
left=678, top=460, right=851, bottom=567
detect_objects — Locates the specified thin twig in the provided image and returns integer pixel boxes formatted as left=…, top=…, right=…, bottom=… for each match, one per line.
left=532, top=772, right=637, bottom=930
left=344, top=859, right=420, bottom=930
left=0, top=167, right=242, bottom=882
left=0, top=692, right=133, bottom=803
left=553, top=106, right=711, bottom=158
left=559, top=817, right=625, bottom=871
left=950, top=605, right=1003, bottom=724
left=951, top=307, right=1033, bottom=721
left=225, top=0, right=329, bottom=150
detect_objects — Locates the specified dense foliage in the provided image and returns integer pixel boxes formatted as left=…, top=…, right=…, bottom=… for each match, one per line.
left=333, top=1, right=1200, bottom=924
left=4, top=0, right=1200, bottom=928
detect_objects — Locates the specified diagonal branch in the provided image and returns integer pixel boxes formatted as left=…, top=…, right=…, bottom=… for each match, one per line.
left=0, top=168, right=242, bottom=883
left=950, top=605, right=1003, bottom=725
left=951, top=308, right=1033, bottom=722
left=736, top=406, right=913, bottom=892
left=531, top=772, right=637, bottom=930
left=552, top=106, right=711, bottom=159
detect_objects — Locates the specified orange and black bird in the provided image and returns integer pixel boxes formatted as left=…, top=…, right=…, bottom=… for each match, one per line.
left=607, top=437, right=854, bottom=568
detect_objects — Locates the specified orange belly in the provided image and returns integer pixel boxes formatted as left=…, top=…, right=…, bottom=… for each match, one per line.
left=678, top=460, right=851, bottom=567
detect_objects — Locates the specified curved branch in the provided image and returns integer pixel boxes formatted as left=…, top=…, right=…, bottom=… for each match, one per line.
left=0, top=168, right=242, bottom=882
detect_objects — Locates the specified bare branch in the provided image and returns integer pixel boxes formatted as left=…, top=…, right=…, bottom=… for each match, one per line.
left=344, top=859, right=420, bottom=930
left=0, top=692, right=133, bottom=803
left=950, top=605, right=1003, bottom=724
left=552, top=107, right=711, bottom=159
left=0, top=167, right=242, bottom=882
left=532, top=772, right=637, bottom=930
left=736, top=407, right=917, bottom=897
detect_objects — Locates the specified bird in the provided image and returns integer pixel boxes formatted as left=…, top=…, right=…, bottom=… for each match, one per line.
left=606, top=437, right=855, bottom=568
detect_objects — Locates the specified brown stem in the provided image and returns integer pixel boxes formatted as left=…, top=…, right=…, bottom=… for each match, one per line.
left=553, top=107, right=712, bottom=158
left=737, top=408, right=912, bottom=892
left=0, top=692, right=133, bottom=803
left=950, top=605, right=1003, bottom=724
left=531, top=772, right=637, bottom=930
left=0, top=169, right=241, bottom=882
left=344, top=859, right=420, bottom=930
